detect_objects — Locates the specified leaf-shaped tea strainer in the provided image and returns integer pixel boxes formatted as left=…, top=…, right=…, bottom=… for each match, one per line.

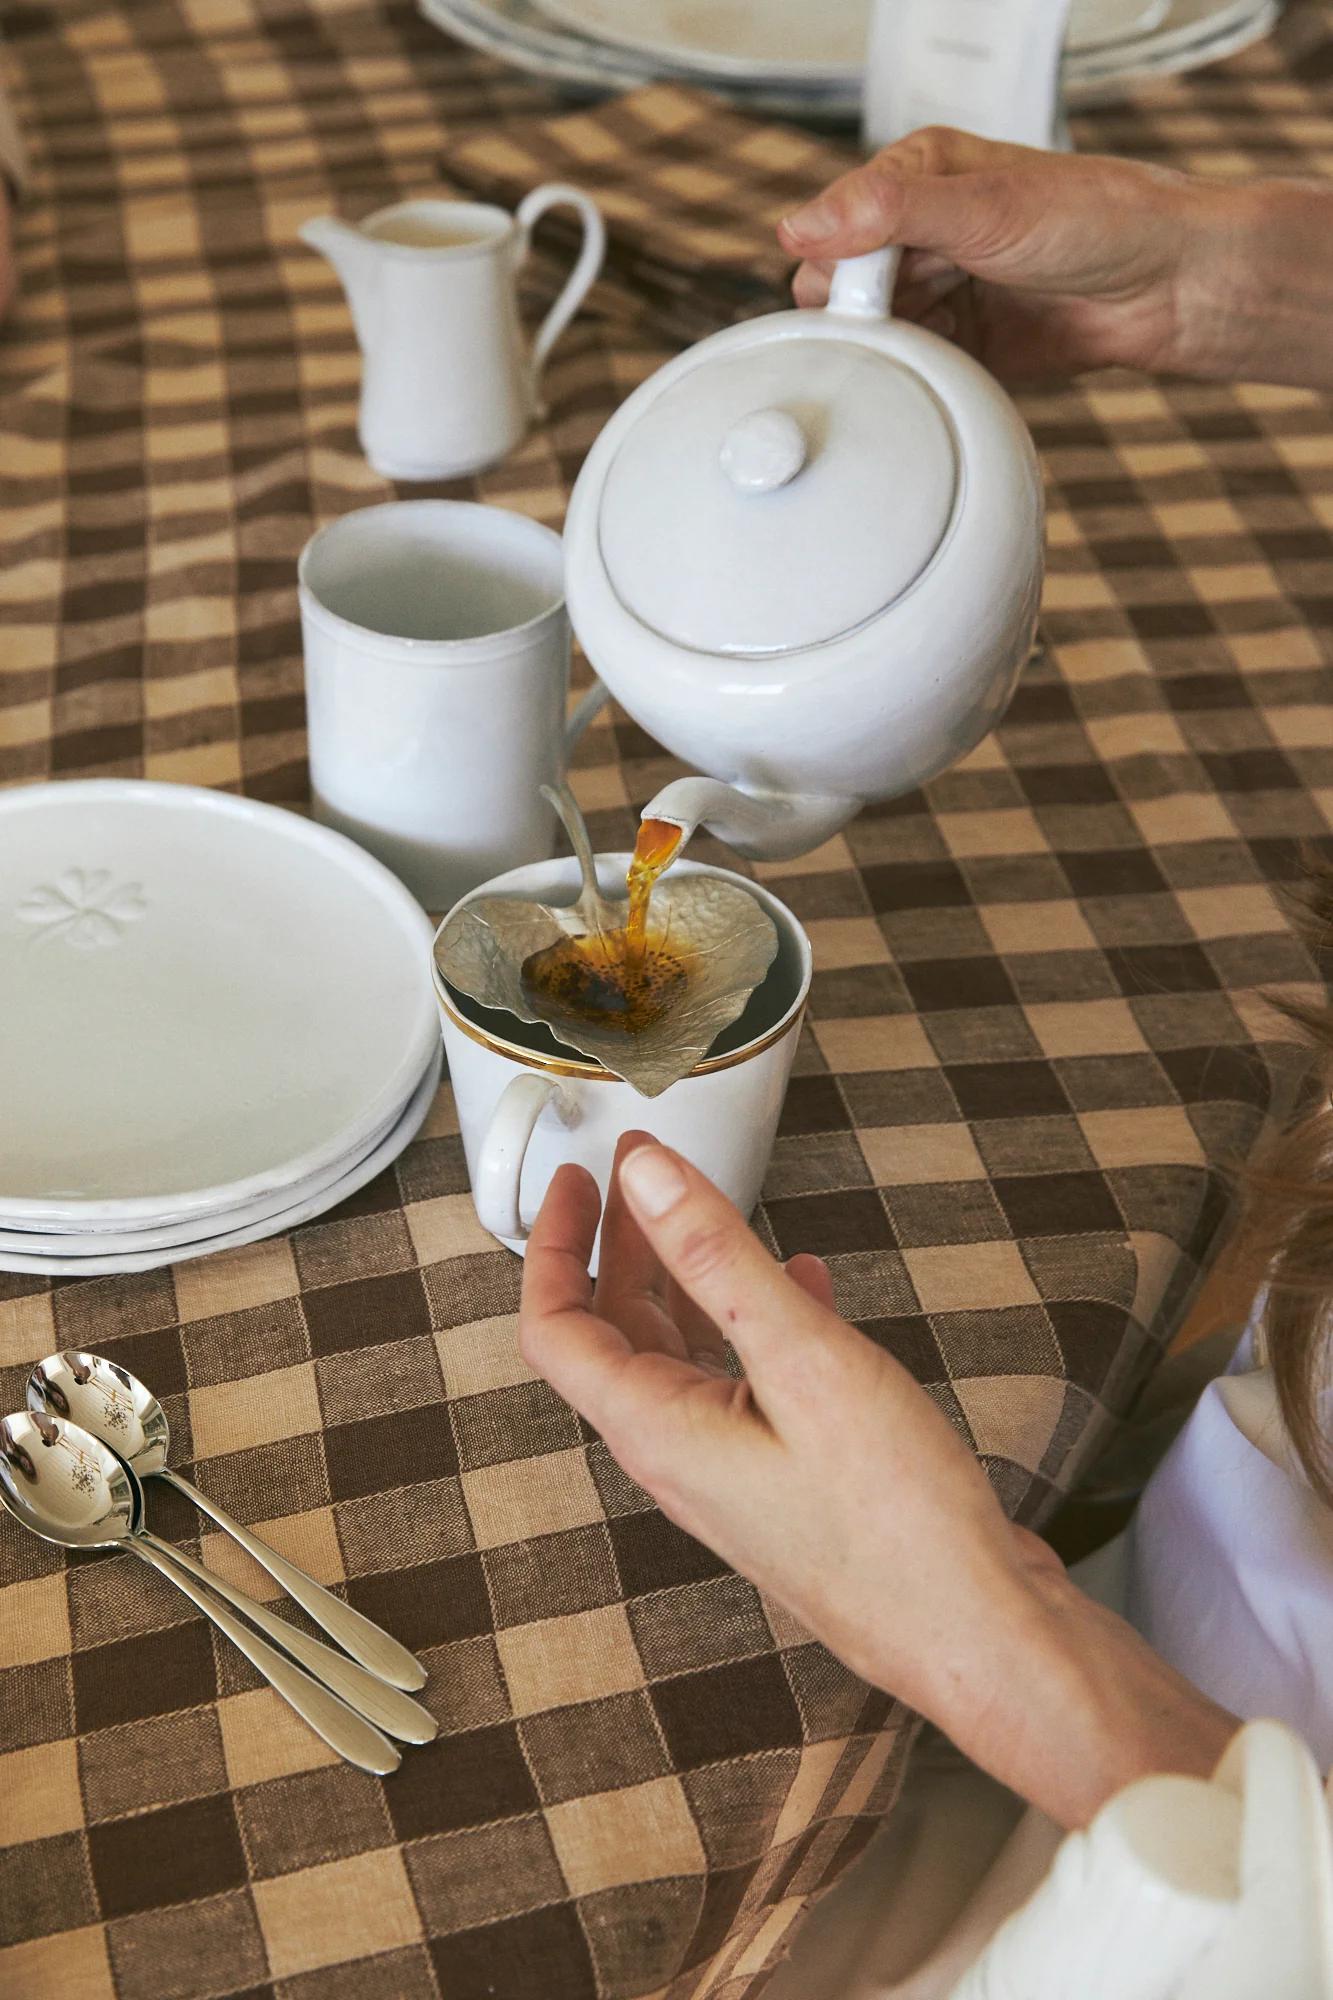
left=434, top=788, right=778, bottom=1098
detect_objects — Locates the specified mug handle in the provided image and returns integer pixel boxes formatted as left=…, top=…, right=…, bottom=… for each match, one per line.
left=516, top=183, right=608, bottom=394
left=564, top=679, right=610, bottom=756
left=474, top=1072, right=577, bottom=1243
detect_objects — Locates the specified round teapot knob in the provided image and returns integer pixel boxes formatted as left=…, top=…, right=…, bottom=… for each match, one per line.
left=719, top=409, right=807, bottom=495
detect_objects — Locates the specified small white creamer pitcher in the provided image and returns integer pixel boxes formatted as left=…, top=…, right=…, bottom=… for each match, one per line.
left=301, top=186, right=606, bottom=481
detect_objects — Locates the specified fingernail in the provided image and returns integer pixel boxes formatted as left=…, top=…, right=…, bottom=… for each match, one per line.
left=620, top=1145, right=687, bottom=1219
left=780, top=199, right=835, bottom=244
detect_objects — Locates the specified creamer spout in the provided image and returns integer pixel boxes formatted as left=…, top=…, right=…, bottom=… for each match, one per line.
left=299, top=215, right=381, bottom=352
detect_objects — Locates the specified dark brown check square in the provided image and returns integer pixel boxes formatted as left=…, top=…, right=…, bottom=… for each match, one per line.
left=948, top=1060, right=1072, bottom=1121
left=608, top=1507, right=729, bottom=1598
left=581, top=1878, right=706, bottom=1999
left=653, top=1656, right=804, bottom=1770
left=89, top=1794, right=248, bottom=1921
left=303, top=1269, right=433, bottom=1358
left=993, top=1170, right=1125, bottom=1238
left=778, top=1073, right=851, bottom=1135
left=324, top=1404, right=459, bottom=1502
left=345, top=1549, right=492, bottom=1653
left=765, top=1188, right=895, bottom=1259
left=429, top=1901, right=597, bottom=2000
left=387, top=1722, right=541, bottom=1841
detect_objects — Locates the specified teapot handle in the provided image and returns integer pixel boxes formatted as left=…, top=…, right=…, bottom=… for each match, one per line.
left=826, top=246, right=902, bottom=322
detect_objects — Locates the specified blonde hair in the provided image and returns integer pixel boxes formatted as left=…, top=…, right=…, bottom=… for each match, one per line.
left=1242, top=854, right=1333, bottom=1505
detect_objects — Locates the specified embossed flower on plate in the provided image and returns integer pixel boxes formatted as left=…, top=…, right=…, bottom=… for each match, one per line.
left=18, top=869, right=148, bottom=950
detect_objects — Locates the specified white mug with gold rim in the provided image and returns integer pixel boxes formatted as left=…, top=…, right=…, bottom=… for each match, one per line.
left=433, top=853, right=812, bottom=1266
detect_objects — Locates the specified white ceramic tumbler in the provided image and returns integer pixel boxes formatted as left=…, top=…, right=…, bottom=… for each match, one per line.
left=300, top=500, right=606, bottom=912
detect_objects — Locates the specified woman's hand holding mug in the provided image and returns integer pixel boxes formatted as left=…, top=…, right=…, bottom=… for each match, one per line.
left=520, top=1135, right=1239, bottom=1831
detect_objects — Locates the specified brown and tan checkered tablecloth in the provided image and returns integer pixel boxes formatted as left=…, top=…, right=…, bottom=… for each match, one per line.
left=2, top=2, right=1333, bottom=1995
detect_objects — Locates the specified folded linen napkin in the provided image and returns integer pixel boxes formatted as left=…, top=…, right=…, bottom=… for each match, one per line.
left=443, top=82, right=858, bottom=346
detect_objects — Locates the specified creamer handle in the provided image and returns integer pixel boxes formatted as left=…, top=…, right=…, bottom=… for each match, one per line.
left=516, top=184, right=608, bottom=401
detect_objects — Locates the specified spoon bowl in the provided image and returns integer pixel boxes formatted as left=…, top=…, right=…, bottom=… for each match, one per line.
left=0, top=1408, right=136, bottom=1549
left=27, top=1349, right=169, bottom=1477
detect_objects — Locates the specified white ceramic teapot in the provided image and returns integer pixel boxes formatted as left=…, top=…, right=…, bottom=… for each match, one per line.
left=563, top=247, right=1045, bottom=861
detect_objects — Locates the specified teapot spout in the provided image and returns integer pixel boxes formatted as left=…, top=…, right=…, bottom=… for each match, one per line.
left=299, top=214, right=380, bottom=351
left=643, top=778, right=858, bottom=863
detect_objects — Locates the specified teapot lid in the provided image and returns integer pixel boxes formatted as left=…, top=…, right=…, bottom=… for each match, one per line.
left=596, top=336, right=958, bottom=658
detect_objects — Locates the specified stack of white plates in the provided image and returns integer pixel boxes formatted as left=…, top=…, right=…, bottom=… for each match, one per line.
left=421, top=0, right=1279, bottom=118
left=1, top=782, right=442, bottom=1277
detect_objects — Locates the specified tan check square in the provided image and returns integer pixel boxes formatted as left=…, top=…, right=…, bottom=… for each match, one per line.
left=463, top=1446, right=605, bottom=1550
left=0, top=1928, right=114, bottom=2000
left=498, top=1602, right=648, bottom=1716
left=547, top=1777, right=707, bottom=1896
left=254, top=1848, right=423, bottom=1979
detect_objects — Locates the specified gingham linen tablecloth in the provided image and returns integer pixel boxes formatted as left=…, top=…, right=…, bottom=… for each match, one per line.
left=2, top=3, right=1332, bottom=1995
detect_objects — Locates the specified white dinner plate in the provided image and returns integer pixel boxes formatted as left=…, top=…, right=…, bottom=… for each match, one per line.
left=424, top=0, right=860, bottom=110
left=0, top=1048, right=437, bottom=1249
left=0, top=1046, right=442, bottom=1277
left=423, top=0, right=1275, bottom=104
left=529, top=0, right=870, bottom=84
left=0, top=782, right=438, bottom=1227
left=1068, top=0, right=1169, bottom=53
left=1068, top=0, right=1274, bottom=76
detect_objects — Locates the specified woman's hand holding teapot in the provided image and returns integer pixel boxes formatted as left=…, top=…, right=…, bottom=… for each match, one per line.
left=779, top=126, right=1333, bottom=393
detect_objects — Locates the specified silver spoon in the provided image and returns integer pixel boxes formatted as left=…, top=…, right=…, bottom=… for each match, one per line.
left=0, top=1410, right=400, bottom=1775
left=28, top=1350, right=426, bottom=1693
left=22, top=1365, right=433, bottom=1742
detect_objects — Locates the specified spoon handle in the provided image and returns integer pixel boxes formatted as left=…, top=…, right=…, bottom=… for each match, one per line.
left=158, top=1466, right=426, bottom=1691
left=131, top=1541, right=400, bottom=1774
left=139, top=1532, right=436, bottom=1744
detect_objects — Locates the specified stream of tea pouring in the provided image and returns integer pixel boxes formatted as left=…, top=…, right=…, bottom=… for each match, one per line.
left=434, top=787, right=778, bottom=1097
left=520, top=810, right=687, bottom=1033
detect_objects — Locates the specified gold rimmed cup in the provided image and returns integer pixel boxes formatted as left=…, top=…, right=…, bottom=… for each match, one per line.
left=432, top=851, right=812, bottom=1267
